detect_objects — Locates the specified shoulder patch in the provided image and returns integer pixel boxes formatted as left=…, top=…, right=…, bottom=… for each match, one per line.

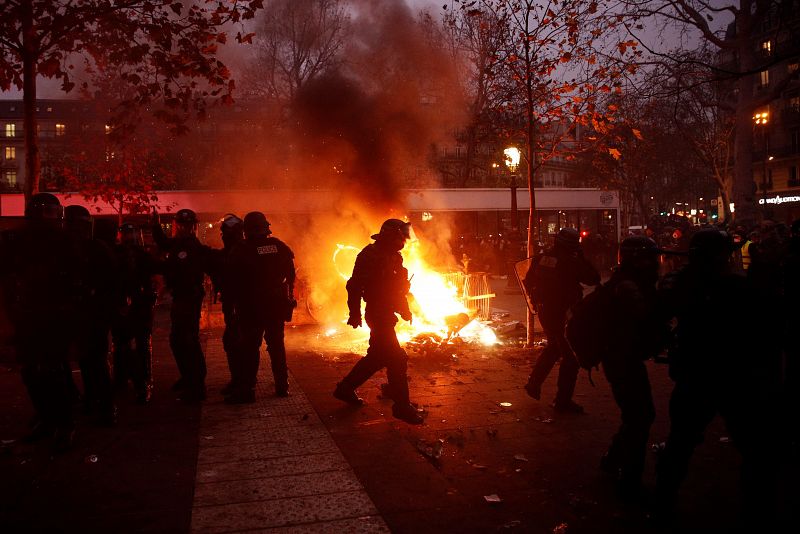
left=257, top=245, right=278, bottom=255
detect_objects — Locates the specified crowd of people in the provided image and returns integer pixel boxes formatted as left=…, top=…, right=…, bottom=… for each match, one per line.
left=522, top=220, right=799, bottom=526
left=2, top=192, right=797, bottom=526
left=0, top=193, right=296, bottom=451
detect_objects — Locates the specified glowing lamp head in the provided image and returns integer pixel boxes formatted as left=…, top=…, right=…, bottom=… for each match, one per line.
left=503, top=147, right=520, bottom=172
left=753, top=111, right=769, bottom=125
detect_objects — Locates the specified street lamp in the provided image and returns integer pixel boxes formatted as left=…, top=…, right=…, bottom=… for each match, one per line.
left=753, top=110, right=770, bottom=209
left=504, top=147, right=521, bottom=233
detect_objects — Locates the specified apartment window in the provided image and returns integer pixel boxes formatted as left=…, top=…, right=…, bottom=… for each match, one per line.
left=791, top=166, right=798, bottom=185
left=55, top=123, right=65, bottom=136
left=791, top=63, right=800, bottom=74
left=791, top=96, right=800, bottom=112
left=761, top=40, right=772, bottom=55
left=5, top=123, right=14, bottom=137
left=3, top=169, right=17, bottom=186
left=9, top=105, right=14, bottom=112
left=792, top=129, right=800, bottom=153
left=46, top=106, right=52, bottom=112
left=760, top=70, right=770, bottom=87
left=4, top=146, right=15, bottom=160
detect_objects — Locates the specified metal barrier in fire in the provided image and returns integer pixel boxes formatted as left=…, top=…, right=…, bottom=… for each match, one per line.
left=442, top=272, right=495, bottom=320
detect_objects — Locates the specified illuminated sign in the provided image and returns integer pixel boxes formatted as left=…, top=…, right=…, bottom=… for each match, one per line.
left=759, top=195, right=800, bottom=205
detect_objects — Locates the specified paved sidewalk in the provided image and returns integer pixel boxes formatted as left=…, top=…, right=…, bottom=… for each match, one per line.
left=190, top=337, right=389, bottom=533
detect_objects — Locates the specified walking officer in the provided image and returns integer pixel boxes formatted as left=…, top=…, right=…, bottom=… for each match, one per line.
left=212, top=214, right=245, bottom=396
left=64, top=205, right=117, bottom=425
left=333, top=218, right=423, bottom=425
left=112, top=222, right=158, bottom=403
left=226, top=212, right=295, bottom=403
left=152, top=208, right=215, bottom=402
left=523, top=227, right=600, bottom=413
left=0, top=193, right=78, bottom=450
left=653, top=228, right=777, bottom=525
left=600, top=236, right=667, bottom=497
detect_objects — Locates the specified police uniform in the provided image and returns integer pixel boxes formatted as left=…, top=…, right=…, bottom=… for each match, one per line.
left=523, top=228, right=600, bottom=412
left=600, top=237, right=666, bottom=495
left=65, top=205, right=117, bottom=424
left=152, top=210, right=214, bottom=401
left=654, top=229, right=777, bottom=524
left=211, top=215, right=244, bottom=396
left=0, top=194, right=78, bottom=450
left=226, top=212, right=295, bottom=402
left=112, top=224, right=158, bottom=403
left=333, top=219, right=423, bottom=424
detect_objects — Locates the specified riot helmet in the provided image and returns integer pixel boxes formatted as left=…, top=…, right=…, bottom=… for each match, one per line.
left=64, top=205, right=92, bottom=239
left=243, top=211, right=271, bottom=238
left=618, top=236, right=661, bottom=266
left=173, top=208, right=198, bottom=237
left=174, top=208, right=198, bottom=225
left=371, top=219, right=413, bottom=241
left=372, top=218, right=413, bottom=252
left=119, top=222, right=139, bottom=245
left=25, top=193, right=63, bottom=221
left=688, top=228, right=732, bottom=271
left=554, top=227, right=581, bottom=253
left=220, top=213, right=244, bottom=248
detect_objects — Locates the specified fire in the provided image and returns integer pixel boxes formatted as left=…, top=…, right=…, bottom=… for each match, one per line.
left=331, top=239, right=498, bottom=347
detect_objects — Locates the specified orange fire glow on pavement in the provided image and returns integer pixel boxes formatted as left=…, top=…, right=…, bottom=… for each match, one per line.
left=331, top=240, right=498, bottom=347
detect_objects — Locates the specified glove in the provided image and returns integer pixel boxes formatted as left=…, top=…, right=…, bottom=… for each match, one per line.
left=399, top=310, right=412, bottom=323
left=347, top=314, right=362, bottom=329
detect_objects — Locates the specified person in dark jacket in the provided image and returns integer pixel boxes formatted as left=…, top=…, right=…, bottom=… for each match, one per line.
left=653, top=229, right=777, bottom=525
left=1, top=193, right=78, bottom=451
left=523, top=227, right=600, bottom=413
left=212, top=214, right=245, bottom=396
left=64, top=205, right=117, bottom=425
left=152, top=208, right=215, bottom=402
left=600, top=236, right=667, bottom=497
left=112, top=222, right=158, bottom=404
left=226, top=212, right=295, bottom=403
left=333, top=219, right=423, bottom=424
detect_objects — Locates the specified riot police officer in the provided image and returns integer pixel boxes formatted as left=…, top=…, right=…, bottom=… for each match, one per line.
left=523, top=227, right=600, bottom=413
left=1, top=193, right=77, bottom=450
left=112, top=222, right=158, bottom=404
left=654, top=229, right=776, bottom=525
left=152, top=208, right=214, bottom=402
left=213, top=214, right=244, bottom=396
left=600, top=236, right=666, bottom=497
left=226, top=212, right=295, bottom=403
left=64, top=205, right=117, bottom=425
left=333, top=219, right=423, bottom=425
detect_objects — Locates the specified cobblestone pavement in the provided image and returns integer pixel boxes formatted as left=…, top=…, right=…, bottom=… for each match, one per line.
left=191, top=337, right=389, bottom=533
left=1, top=296, right=797, bottom=533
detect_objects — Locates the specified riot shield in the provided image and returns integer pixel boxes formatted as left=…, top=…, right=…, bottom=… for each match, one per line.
left=514, top=257, right=537, bottom=315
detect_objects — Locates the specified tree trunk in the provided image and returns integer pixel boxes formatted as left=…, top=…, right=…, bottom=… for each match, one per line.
left=22, top=2, right=39, bottom=204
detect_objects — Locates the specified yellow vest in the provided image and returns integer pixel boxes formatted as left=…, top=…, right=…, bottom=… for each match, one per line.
left=742, top=241, right=752, bottom=270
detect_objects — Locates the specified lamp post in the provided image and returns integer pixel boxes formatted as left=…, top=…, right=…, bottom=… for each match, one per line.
left=504, top=147, right=521, bottom=233
left=753, top=111, right=770, bottom=213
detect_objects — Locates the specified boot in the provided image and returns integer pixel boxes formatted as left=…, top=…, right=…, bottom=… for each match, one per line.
left=392, top=402, right=424, bottom=425
left=333, top=383, right=364, bottom=405
left=552, top=399, right=585, bottom=414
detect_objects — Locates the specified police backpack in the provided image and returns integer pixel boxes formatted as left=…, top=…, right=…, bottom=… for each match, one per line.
left=565, top=283, right=615, bottom=373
